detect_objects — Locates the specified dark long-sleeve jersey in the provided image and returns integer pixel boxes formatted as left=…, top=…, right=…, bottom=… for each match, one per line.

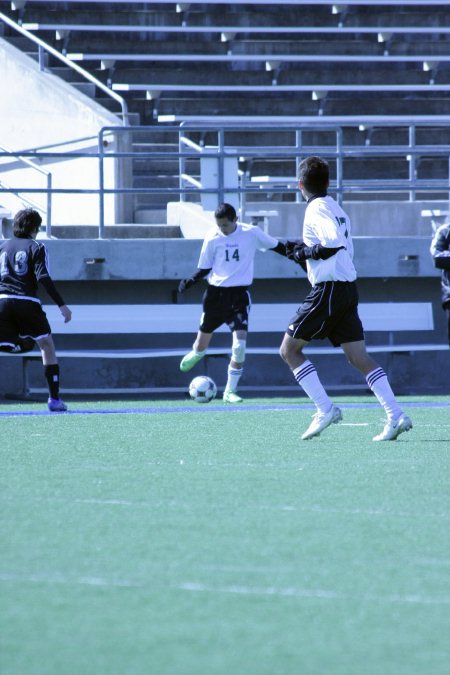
left=0, top=236, right=65, bottom=306
left=430, top=224, right=450, bottom=308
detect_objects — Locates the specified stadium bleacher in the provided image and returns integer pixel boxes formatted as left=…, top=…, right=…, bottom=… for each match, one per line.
left=2, top=0, right=449, bottom=217
left=3, top=0, right=450, bottom=121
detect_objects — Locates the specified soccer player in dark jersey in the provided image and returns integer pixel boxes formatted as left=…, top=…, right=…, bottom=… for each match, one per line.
left=280, top=157, right=413, bottom=441
left=430, top=221, right=450, bottom=346
left=0, top=208, right=72, bottom=411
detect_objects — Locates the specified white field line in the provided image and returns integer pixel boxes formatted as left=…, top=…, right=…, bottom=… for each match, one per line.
left=414, top=558, right=450, bottom=567
left=2, top=573, right=449, bottom=605
left=189, top=558, right=450, bottom=573
left=411, top=424, right=450, bottom=428
left=1, top=495, right=450, bottom=518
left=74, top=498, right=136, bottom=506
left=340, top=423, right=369, bottom=426
left=177, top=582, right=450, bottom=605
left=0, top=572, right=139, bottom=588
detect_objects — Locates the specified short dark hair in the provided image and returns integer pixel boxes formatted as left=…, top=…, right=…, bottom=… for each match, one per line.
left=13, top=208, right=42, bottom=238
left=298, top=156, right=329, bottom=195
left=215, top=202, right=237, bottom=221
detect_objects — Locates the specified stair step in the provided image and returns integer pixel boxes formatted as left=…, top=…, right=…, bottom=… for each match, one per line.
left=70, top=82, right=97, bottom=97
left=48, top=224, right=181, bottom=238
left=134, top=210, right=171, bottom=225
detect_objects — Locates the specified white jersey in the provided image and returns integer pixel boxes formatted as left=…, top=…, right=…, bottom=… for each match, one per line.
left=197, top=222, right=278, bottom=287
left=303, top=195, right=357, bottom=285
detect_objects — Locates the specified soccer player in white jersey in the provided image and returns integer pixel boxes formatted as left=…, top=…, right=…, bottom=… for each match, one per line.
left=178, top=202, right=292, bottom=403
left=280, top=156, right=413, bottom=441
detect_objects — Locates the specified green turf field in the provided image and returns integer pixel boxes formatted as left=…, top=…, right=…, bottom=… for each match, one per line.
left=1, top=395, right=449, bottom=675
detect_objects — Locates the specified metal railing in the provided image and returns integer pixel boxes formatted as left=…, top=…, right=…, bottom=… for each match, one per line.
left=176, top=122, right=450, bottom=208
left=0, top=142, right=52, bottom=234
left=0, top=122, right=450, bottom=238
left=0, top=11, right=129, bottom=124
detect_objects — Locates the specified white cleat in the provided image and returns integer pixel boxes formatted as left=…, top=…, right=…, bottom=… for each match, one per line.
left=223, top=389, right=243, bottom=404
left=373, top=414, right=413, bottom=441
left=301, top=405, right=343, bottom=440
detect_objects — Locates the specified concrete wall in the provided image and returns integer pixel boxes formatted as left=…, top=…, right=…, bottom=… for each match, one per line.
left=38, top=236, right=439, bottom=281
left=167, top=199, right=449, bottom=238
left=0, top=231, right=447, bottom=397
left=0, top=38, right=125, bottom=225
left=240, top=201, right=448, bottom=238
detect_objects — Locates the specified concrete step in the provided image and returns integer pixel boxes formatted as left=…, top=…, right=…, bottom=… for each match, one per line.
left=156, top=96, right=320, bottom=117
left=95, top=98, right=141, bottom=124
left=133, top=209, right=168, bottom=225
left=112, top=66, right=270, bottom=86
left=156, top=93, right=450, bottom=118
left=3, top=35, right=30, bottom=51
left=133, top=173, right=179, bottom=188
left=22, top=8, right=176, bottom=25
left=47, top=223, right=181, bottom=238
left=70, top=81, right=97, bottom=98
left=65, top=37, right=224, bottom=55
left=48, top=66, right=92, bottom=83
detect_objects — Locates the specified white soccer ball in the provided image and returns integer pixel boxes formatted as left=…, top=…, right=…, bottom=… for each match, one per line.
left=189, top=375, right=217, bottom=403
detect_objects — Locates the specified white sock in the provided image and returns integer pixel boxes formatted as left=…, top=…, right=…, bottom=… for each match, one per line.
left=366, top=367, right=402, bottom=421
left=192, top=348, right=206, bottom=357
left=293, top=360, right=333, bottom=414
left=226, top=365, right=243, bottom=392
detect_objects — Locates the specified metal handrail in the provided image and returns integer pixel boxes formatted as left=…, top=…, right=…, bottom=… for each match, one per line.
left=0, top=12, right=129, bottom=125
left=0, top=133, right=104, bottom=236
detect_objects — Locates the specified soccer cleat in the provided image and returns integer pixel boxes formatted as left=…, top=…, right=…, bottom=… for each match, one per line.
left=179, top=350, right=205, bottom=372
left=373, top=414, right=413, bottom=441
left=47, top=398, right=68, bottom=412
left=223, top=389, right=243, bottom=404
left=301, top=405, right=343, bottom=440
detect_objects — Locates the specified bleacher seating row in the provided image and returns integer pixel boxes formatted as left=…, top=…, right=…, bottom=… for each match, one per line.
left=1, top=0, right=449, bottom=122
left=1, top=1, right=450, bottom=220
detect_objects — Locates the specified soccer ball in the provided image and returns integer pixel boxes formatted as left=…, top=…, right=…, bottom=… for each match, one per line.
left=189, top=375, right=217, bottom=403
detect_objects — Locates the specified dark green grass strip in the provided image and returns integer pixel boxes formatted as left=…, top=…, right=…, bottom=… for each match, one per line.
left=0, top=395, right=449, bottom=418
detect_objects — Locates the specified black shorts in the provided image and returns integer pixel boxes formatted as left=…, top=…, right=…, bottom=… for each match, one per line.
left=199, top=285, right=251, bottom=333
left=286, top=281, right=364, bottom=347
left=0, top=298, right=51, bottom=347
